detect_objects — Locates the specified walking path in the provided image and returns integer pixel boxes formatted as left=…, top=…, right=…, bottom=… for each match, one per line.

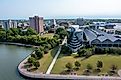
left=46, top=37, right=67, bottom=74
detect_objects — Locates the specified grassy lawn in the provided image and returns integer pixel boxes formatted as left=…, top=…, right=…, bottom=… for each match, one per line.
left=37, top=46, right=59, bottom=73
left=41, top=33, right=54, bottom=38
left=51, top=54, right=121, bottom=75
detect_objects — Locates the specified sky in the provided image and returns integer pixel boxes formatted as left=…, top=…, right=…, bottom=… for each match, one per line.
left=0, top=0, right=121, bottom=19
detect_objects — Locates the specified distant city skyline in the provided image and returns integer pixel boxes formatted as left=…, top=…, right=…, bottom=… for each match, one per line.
left=0, top=0, right=121, bottom=19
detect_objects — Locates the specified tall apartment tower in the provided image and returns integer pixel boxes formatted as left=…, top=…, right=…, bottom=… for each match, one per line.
left=3, top=19, right=17, bottom=30
left=76, top=18, right=85, bottom=26
left=29, top=16, right=44, bottom=33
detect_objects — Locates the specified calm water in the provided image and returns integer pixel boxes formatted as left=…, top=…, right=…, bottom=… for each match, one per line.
left=0, top=44, right=34, bottom=80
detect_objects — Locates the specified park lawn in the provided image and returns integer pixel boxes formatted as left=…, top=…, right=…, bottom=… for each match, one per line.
left=37, top=46, right=59, bottom=73
left=51, top=54, right=121, bottom=75
left=41, top=33, right=54, bottom=38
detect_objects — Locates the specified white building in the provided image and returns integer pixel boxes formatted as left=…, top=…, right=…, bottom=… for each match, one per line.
left=3, top=20, right=17, bottom=30
left=67, top=25, right=83, bottom=52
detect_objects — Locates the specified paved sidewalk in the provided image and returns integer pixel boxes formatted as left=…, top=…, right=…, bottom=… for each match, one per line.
left=46, top=37, right=67, bottom=74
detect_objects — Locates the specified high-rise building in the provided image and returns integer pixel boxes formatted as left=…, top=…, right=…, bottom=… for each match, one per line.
left=29, top=16, right=44, bottom=33
left=76, top=18, right=85, bottom=26
left=2, top=19, right=17, bottom=30
left=11, top=21, right=17, bottom=28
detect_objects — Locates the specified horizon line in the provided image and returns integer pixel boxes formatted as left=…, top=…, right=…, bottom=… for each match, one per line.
left=1, top=16, right=121, bottom=20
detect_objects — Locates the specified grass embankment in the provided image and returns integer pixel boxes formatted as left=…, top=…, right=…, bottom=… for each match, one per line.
left=37, top=46, right=59, bottom=73
left=51, top=54, right=121, bottom=75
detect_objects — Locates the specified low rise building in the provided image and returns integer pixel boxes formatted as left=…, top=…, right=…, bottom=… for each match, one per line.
left=67, top=24, right=121, bottom=52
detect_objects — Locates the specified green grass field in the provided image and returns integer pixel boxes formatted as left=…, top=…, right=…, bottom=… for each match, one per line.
left=51, top=54, right=121, bottom=75
left=37, top=46, right=59, bottom=73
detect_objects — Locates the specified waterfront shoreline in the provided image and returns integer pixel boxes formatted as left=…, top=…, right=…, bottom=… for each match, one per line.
left=17, top=52, right=121, bottom=80
left=0, top=42, right=39, bottom=48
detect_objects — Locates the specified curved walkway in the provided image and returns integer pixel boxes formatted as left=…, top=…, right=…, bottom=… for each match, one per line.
left=18, top=59, right=121, bottom=80
left=118, top=70, right=121, bottom=77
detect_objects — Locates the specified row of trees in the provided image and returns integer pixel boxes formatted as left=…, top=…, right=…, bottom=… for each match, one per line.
left=77, top=47, right=121, bottom=58
left=0, top=28, right=60, bottom=47
left=77, top=47, right=95, bottom=58
left=65, top=61, right=81, bottom=71
left=83, top=62, right=118, bottom=76
left=94, top=47, right=121, bottom=55
left=0, top=27, right=37, bottom=42
left=65, top=61, right=118, bottom=76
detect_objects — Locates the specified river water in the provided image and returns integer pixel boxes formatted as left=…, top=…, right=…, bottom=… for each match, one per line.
left=0, top=44, right=34, bottom=80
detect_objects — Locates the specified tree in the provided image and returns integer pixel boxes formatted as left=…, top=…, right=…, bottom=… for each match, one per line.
left=44, top=48, right=49, bottom=54
left=53, top=34, right=59, bottom=39
left=65, top=62, right=73, bottom=71
left=26, top=27, right=37, bottom=36
left=74, top=61, right=81, bottom=70
left=55, top=27, right=67, bottom=39
left=28, top=57, right=36, bottom=63
left=110, top=64, right=117, bottom=71
left=7, top=36, right=15, bottom=42
left=78, top=49, right=86, bottom=57
left=0, top=31, right=6, bottom=41
left=35, top=48, right=43, bottom=59
left=10, top=28, right=19, bottom=36
left=97, top=61, right=103, bottom=68
left=109, top=64, right=117, bottom=74
left=86, top=64, right=93, bottom=70
left=33, top=61, right=40, bottom=69
left=31, top=54, right=38, bottom=59
left=95, top=61, right=103, bottom=72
